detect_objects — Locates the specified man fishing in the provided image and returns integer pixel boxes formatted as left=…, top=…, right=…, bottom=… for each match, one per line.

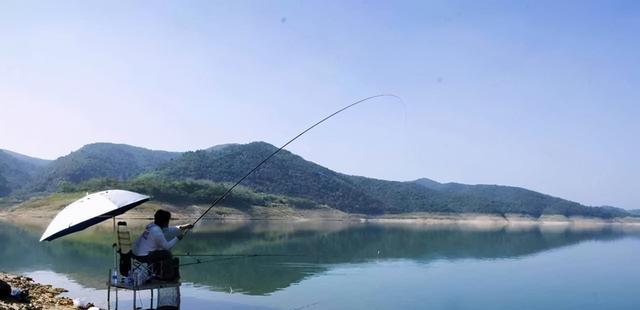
left=133, top=209, right=193, bottom=279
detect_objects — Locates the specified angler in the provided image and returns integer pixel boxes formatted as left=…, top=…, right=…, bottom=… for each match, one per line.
left=132, top=210, right=194, bottom=279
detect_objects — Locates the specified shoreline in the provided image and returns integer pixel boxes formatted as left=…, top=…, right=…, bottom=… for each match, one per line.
left=2, top=193, right=639, bottom=229
left=3, top=204, right=640, bottom=228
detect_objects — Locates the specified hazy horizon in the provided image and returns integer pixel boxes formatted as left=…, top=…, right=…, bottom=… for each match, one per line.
left=1, top=1, right=638, bottom=209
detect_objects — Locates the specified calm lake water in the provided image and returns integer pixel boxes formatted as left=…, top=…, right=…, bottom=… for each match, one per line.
left=1, top=219, right=639, bottom=310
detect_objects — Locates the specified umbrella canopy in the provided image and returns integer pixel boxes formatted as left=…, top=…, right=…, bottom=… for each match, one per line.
left=40, top=189, right=150, bottom=242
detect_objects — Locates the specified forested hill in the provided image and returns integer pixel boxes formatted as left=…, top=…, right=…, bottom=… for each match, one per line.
left=25, top=143, right=181, bottom=193
left=0, top=150, right=51, bottom=196
left=0, top=142, right=631, bottom=218
left=410, top=178, right=628, bottom=218
left=151, top=142, right=628, bottom=217
left=153, top=142, right=384, bottom=213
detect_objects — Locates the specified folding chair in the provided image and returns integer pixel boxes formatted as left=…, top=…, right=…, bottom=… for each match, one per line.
left=117, top=221, right=154, bottom=281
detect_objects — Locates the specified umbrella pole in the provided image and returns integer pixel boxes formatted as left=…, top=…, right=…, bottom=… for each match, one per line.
left=111, top=217, right=119, bottom=309
left=112, top=217, right=117, bottom=282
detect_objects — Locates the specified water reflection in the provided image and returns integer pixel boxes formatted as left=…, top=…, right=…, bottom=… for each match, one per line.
left=1, top=220, right=638, bottom=295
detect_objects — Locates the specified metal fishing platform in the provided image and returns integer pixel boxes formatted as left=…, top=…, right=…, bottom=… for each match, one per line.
left=106, top=274, right=181, bottom=310
left=107, top=220, right=181, bottom=310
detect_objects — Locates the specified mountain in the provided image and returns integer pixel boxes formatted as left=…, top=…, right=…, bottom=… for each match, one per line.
left=151, top=142, right=628, bottom=218
left=0, top=141, right=631, bottom=218
left=0, top=149, right=51, bottom=167
left=413, top=178, right=445, bottom=190
left=154, top=142, right=385, bottom=214
left=411, top=178, right=629, bottom=218
left=28, top=143, right=181, bottom=192
left=0, top=150, right=51, bottom=196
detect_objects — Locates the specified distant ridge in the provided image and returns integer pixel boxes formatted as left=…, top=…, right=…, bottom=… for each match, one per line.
left=413, top=178, right=445, bottom=191
left=27, top=143, right=181, bottom=192
left=0, top=150, right=50, bottom=196
left=0, top=149, right=51, bottom=167
left=0, top=141, right=631, bottom=218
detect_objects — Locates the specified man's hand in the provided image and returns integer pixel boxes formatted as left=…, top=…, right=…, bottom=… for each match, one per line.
left=177, top=224, right=194, bottom=240
left=179, top=224, right=194, bottom=230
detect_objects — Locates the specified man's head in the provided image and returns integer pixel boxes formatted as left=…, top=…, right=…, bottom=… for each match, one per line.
left=154, top=209, right=171, bottom=228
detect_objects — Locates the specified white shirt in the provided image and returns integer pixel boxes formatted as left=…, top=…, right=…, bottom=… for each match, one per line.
left=133, top=223, right=181, bottom=256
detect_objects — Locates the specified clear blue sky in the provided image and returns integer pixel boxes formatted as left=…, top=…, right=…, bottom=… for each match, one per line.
left=1, top=1, right=638, bottom=209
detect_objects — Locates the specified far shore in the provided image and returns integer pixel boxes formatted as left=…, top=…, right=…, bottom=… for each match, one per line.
left=2, top=194, right=639, bottom=230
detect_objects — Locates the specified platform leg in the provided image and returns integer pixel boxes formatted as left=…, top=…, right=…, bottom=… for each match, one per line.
left=133, top=289, right=136, bottom=310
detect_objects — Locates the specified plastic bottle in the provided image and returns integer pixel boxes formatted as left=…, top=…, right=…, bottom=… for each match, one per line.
left=111, top=270, right=118, bottom=285
left=10, top=288, right=21, bottom=297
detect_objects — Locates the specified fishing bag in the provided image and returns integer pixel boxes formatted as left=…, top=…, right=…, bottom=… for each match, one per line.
left=155, top=257, right=180, bottom=281
left=119, top=251, right=133, bottom=277
left=0, top=280, right=9, bottom=298
left=0, top=281, right=29, bottom=302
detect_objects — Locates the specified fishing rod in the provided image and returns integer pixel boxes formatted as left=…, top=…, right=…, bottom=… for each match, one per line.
left=186, top=94, right=401, bottom=231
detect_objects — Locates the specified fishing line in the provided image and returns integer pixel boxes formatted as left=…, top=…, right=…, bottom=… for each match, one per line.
left=176, top=253, right=314, bottom=267
left=178, top=255, right=319, bottom=267
left=174, top=253, right=306, bottom=257
left=179, top=255, right=258, bottom=267
left=186, top=94, right=402, bottom=232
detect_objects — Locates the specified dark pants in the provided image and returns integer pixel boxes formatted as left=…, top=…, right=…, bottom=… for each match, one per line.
left=138, top=250, right=172, bottom=264
left=138, top=250, right=179, bottom=281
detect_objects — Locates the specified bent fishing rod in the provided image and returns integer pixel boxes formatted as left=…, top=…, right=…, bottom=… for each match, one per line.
left=186, top=94, right=401, bottom=232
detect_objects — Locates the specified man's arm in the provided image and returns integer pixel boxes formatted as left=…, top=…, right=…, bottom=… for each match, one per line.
left=163, top=224, right=193, bottom=240
left=151, top=227, right=178, bottom=250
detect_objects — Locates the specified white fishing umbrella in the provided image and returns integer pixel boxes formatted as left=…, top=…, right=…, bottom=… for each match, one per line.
left=40, top=189, right=150, bottom=242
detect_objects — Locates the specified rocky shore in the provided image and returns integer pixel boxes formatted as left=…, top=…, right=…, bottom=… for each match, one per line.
left=0, top=273, right=83, bottom=310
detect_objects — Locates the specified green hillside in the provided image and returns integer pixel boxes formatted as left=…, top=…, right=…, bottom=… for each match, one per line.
left=0, top=141, right=631, bottom=218
left=153, top=142, right=384, bottom=214
left=349, top=176, right=498, bottom=214
left=0, top=149, right=50, bottom=167
left=412, top=178, right=629, bottom=218
left=28, top=143, right=180, bottom=192
left=152, top=142, right=628, bottom=218
left=0, top=150, right=50, bottom=196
